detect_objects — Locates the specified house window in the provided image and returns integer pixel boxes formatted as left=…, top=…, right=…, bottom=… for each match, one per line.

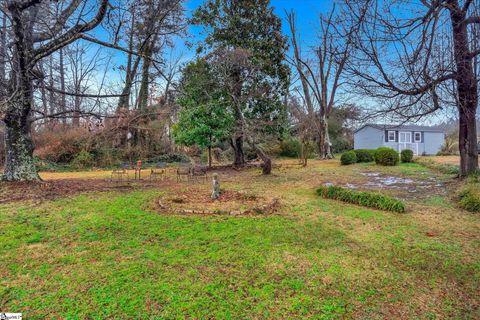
left=388, top=131, right=396, bottom=142
left=414, top=132, right=421, bottom=142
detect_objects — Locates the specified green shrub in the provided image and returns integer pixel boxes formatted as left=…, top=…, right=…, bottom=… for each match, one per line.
left=151, top=153, right=191, bottom=164
left=316, top=185, right=406, bottom=213
left=458, top=184, right=480, bottom=212
left=340, top=151, right=357, bottom=165
left=400, top=149, right=414, bottom=163
left=279, top=137, right=301, bottom=158
left=354, top=149, right=375, bottom=163
left=331, top=137, right=352, bottom=154
left=71, top=150, right=94, bottom=169
left=374, top=147, right=399, bottom=166
left=414, top=158, right=460, bottom=175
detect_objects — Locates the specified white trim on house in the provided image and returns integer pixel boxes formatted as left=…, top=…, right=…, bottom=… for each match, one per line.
left=399, top=131, right=419, bottom=155
left=388, top=130, right=396, bottom=142
left=414, top=131, right=421, bottom=142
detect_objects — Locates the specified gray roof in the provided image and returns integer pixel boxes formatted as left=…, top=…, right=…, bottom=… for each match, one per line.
left=355, top=123, right=445, bottom=133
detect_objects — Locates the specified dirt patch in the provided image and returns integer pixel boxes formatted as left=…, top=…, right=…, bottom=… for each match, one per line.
left=0, top=179, right=173, bottom=204
left=339, top=171, right=454, bottom=200
left=153, top=190, right=280, bottom=216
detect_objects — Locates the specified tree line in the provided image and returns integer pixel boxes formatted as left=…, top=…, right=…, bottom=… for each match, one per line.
left=0, top=0, right=479, bottom=181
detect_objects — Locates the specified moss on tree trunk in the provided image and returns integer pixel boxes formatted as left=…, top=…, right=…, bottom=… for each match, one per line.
left=3, top=108, right=39, bottom=181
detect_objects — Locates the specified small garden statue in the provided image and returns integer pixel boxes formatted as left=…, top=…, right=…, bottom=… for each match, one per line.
left=211, top=173, right=220, bottom=200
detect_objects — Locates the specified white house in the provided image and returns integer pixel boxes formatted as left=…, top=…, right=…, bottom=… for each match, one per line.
left=354, top=124, right=445, bottom=155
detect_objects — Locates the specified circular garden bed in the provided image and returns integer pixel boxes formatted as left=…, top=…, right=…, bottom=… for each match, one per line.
left=154, top=190, right=280, bottom=216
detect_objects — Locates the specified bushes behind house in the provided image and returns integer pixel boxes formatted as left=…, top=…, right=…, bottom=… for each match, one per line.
left=375, top=147, right=399, bottom=166
left=340, top=150, right=357, bottom=165
left=400, top=149, right=414, bottom=163
left=317, top=185, right=406, bottom=213
left=354, top=149, right=376, bottom=163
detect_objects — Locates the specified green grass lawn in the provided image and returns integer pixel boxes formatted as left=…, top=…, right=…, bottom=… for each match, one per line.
left=0, top=160, right=479, bottom=319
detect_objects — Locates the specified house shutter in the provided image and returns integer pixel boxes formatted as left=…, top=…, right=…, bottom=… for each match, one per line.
left=385, top=131, right=388, bottom=142
left=395, top=131, right=399, bottom=142
left=422, top=132, right=424, bottom=143
left=412, top=131, right=415, bottom=143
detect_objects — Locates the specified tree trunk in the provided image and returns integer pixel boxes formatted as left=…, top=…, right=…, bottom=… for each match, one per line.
left=230, top=67, right=246, bottom=167
left=48, top=55, right=56, bottom=125
left=301, top=141, right=308, bottom=166
left=3, top=4, right=39, bottom=181
left=231, top=136, right=245, bottom=166
left=137, top=44, right=152, bottom=110
left=3, top=94, right=39, bottom=181
left=208, top=145, right=212, bottom=168
left=38, top=60, right=49, bottom=125
left=59, top=48, right=67, bottom=125
left=458, top=104, right=478, bottom=176
left=450, top=3, right=479, bottom=176
left=255, top=146, right=272, bottom=175
left=117, top=14, right=139, bottom=111
left=246, top=136, right=271, bottom=174
left=118, top=56, right=140, bottom=110
left=72, top=84, right=81, bottom=127
left=318, top=116, right=334, bottom=159
left=0, top=13, right=6, bottom=97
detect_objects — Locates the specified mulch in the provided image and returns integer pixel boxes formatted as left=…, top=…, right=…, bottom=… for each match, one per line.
left=0, top=163, right=286, bottom=205
left=0, top=179, right=173, bottom=205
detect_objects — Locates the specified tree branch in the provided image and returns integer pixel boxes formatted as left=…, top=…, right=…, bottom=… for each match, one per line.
left=31, top=0, right=108, bottom=65
left=32, top=0, right=83, bottom=42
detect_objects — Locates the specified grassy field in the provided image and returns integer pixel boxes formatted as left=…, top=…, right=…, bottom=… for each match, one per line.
left=0, top=160, right=479, bottom=319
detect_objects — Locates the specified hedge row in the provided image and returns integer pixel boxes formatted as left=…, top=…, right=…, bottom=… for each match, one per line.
left=341, top=148, right=415, bottom=166
left=355, top=149, right=376, bottom=163
left=341, top=148, right=401, bottom=166
left=340, top=151, right=357, bottom=165
left=374, top=147, right=399, bottom=166
left=316, top=185, right=406, bottom=213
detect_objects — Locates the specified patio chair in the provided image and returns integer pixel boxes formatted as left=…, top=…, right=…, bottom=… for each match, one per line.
left=111, top=162, right=130, bottom=181
left=176, top=165, right=191, bottom=182
left=190, top=165, right=208, bottom=183
left=150, top=162, right=167, bottom=180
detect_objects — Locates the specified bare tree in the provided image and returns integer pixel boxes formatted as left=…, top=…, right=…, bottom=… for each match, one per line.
left=0, top=0, right=108, bottom=181
left=286, top=6, right=362, bottom=159
left=115, top=0, right=184, bottom=111
left=344, top=0, right=480, bottom=176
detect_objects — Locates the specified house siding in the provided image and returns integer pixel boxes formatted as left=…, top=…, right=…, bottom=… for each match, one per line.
left=354, top=125, right=445, bottom=155
left=354, top=126, right=384, bottom=149
left=423, top=132, right=444, bottom=155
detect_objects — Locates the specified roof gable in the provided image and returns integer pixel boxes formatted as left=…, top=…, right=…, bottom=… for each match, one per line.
left=354, top=123, right=445, bottom=134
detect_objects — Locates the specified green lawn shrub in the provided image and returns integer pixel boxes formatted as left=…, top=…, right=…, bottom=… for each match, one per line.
left=354, top=149, right=375, bottom=163
left=414, top=158, right=460, bottom=175
left=375, top=147, right=399, bottom=166
left=400, top=149, right=414, bottom=163
left=71, top=150, right=94, bottom=169
left=316, top=185, right=406, bottom=213
left=340, top=151, right=357, bottom=165
left=150, top=153, right=191, bottom=164
left=458, top=183, right=480, bottom=212
left=279, top=137, right=301, bottom=158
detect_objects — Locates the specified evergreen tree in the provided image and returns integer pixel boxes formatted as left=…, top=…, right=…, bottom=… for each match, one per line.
left=193, top=0, right=290, bottom=172
left=173, top=60, right=234, bottom=167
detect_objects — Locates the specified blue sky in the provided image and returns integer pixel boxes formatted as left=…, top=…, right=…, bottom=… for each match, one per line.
left=173, top=0, right=335, bottom=60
